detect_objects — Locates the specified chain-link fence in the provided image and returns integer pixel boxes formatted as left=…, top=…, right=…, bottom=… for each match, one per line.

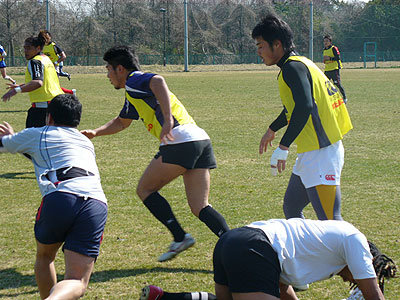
left=1, top=1, right=399, bottom=67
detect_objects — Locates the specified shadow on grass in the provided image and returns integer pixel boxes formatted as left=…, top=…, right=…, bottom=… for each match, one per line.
left=0, top=268, right=37, bottom=298
left=0, top=172, right=35, bottom=179
left=90, top=266, right=213, bottom=283
left=0, top=110, right=26, bottom=113
left=0, top=267, right=212, bottom=293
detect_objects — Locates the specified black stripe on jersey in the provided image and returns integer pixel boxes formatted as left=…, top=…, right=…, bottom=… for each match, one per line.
left=310, top=100, right=331, bottom=148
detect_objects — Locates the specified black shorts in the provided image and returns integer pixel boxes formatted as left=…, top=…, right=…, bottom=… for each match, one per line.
left=155, top=139, right=217, bottom=170
left=324, top=69, right=341, bottom=85
left=26, top=107, right=47, bottom=128
left=35, top=191, right=108, bottom=258
left=213, top=227, right=281, bottom=298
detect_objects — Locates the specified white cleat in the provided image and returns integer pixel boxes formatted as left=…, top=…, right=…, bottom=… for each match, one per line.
left=158, top=233, right=195, bottom=262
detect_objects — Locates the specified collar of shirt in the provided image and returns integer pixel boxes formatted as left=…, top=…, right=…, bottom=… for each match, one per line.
left=277, top=51, right=297, bottom=69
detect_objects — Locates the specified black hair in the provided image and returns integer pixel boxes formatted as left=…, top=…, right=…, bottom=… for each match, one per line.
left=47, top=94, right=82, bottom=127
left=103, top=45, right=141, bottom=71
left=349, top=241, right=397, bottom=293
left=251, top=13, right=295, bottom=53
left=24, top=35, right=46, bottom=50
left=368, top=241, right=397, bottom=293
left=39, top=30, right=52, bottom=44
left=324, top=34, right=332, bottom=42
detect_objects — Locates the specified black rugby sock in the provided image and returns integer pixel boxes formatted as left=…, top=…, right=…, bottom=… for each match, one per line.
left=199, top=205, right=229, bottom=237
left=143, top=192, right=186, bottom=242
left=163, top=292, right=217, bottom=300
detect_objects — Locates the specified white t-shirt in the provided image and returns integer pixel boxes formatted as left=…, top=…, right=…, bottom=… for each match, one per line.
left=2, top=126, right=107, bottom=204
left=247, top=218, right=376, bottom=287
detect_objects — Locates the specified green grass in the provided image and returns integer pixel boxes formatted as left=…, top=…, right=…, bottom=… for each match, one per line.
left=0, top=67, right=399, bottom=299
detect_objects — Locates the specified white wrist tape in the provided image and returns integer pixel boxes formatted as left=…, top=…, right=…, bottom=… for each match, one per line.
left=270, top=147, right=289, bottom=167
left=270, top=147, right=288, bottom=176
left=14, top=86, right=22, bottom=93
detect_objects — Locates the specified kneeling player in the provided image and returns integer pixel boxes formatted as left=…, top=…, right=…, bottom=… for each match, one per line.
left=140, top=219, right=396, bottom=300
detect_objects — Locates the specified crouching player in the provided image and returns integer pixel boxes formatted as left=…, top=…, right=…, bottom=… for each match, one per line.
left=141, top=218, right=396, bottom=300
left=0, top=94, right=108, bottom=300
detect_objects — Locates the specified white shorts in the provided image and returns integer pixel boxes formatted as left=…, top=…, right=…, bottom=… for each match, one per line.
left=292, top=140, right=344, bottom=188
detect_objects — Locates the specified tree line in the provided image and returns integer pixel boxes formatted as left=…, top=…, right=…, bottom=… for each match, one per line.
left=0, top=0, right=399, bottom=66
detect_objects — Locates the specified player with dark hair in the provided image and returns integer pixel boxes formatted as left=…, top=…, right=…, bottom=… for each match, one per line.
left=252, top=14, right=353, bottom=221
left=323, top=34, right=347, bottom=103
left=141, top=219, right=397, bottom=300
left=1, top=35, right=64, bottom=128
left=0, top=94, right=108, bottom=300
left=40, top=30, right=71, bottom=80
left=0, top=44, right=16, bottom=84
left=82, top=45, right=229, bottom=262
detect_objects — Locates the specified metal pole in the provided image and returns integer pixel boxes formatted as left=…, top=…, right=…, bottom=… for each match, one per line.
left=309, top=1, right=313, bottom=61
left=46, top=0, right=50, bottom=31
left=184, top=0, right=189, bottom=72
left=160, top=8, right=166, bottom=66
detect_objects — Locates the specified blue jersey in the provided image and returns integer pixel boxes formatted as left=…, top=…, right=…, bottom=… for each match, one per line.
left=119, top=71, right=195, bottom=139
left=0, top=45, right=6, bottom=67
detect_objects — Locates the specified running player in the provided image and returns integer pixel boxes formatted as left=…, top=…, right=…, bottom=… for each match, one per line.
left=81, top=46, right=229, bottom=262
left=1, top=35, right=64, bottom=128
left=40, top=30, right=71, bottom=80
left=253, top=14, right=352, bottom=220
left=323, top=34, right=347, bottom=103
left=0, top=44, right=16, bottom=84
left=0, top=94, right=108, bottom=300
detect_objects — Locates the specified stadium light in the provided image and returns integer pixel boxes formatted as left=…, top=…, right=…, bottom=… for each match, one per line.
left=160, top=8, right=167, bottom=66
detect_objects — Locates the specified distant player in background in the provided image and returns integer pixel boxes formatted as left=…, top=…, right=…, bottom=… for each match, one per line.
left=0, top=94, right=108, bottom=300
left=40, top=30, right=71, bottom=80
left=39, top=30, right=75, bottom=95
left=323, top=34, right=348, bottom=103
left=0, top=44, right=16, bottom=84
left=1, top=35, right=64, bottom=128
left=253, top=14, right=352, bottom=221
left=81, top=45, right=229, bottom=262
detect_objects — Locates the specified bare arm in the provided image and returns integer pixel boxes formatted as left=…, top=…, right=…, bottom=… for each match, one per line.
left=81, top=116, right=132, bottom=139
left=2, top=80, right=41, bottom=102
left=356, top=278, right=385, bottom=300
left=279, top=283, right=299, bottom=300
left=57, top=51, right=66, bottom=64
left=149, top=75, right=174, bottom=144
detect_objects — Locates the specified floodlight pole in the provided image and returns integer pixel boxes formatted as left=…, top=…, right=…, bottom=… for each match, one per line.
left=160, top=8, right=167, bottom=66
left=184, top=0, right=189, bottom=72
left=309, top=0, right=313, bottom=61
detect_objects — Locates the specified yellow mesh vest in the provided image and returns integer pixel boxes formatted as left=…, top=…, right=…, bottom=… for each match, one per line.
left=278, top=56, right=352, bottom=153
left=25, top=54, right=64, bottom=103
left=42, top=42, right=59, bottom=64
left=323, top=46, right=343, bottom=71
left=126, top=91, right=196, bottom=140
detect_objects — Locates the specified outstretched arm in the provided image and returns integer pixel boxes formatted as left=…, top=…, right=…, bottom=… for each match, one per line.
left=81, top=116, right=132, bottom=139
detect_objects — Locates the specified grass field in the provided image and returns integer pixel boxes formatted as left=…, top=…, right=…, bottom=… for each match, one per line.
left=0, top=66, right=399, bottom=299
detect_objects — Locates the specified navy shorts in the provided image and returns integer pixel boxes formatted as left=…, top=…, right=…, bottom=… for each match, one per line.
left=213, top=227, right=281, bottom=298
left=34, top=191, right=108, bottom=258
left=0, top=60, right=6, bottom=68
left=155, top=139, right=217, bottom=170
left=26, top=107, right=47, bottom=128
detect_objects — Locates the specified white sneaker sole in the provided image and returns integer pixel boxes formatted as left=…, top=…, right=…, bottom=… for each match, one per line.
left=158, top=237, right=195, bottom=262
